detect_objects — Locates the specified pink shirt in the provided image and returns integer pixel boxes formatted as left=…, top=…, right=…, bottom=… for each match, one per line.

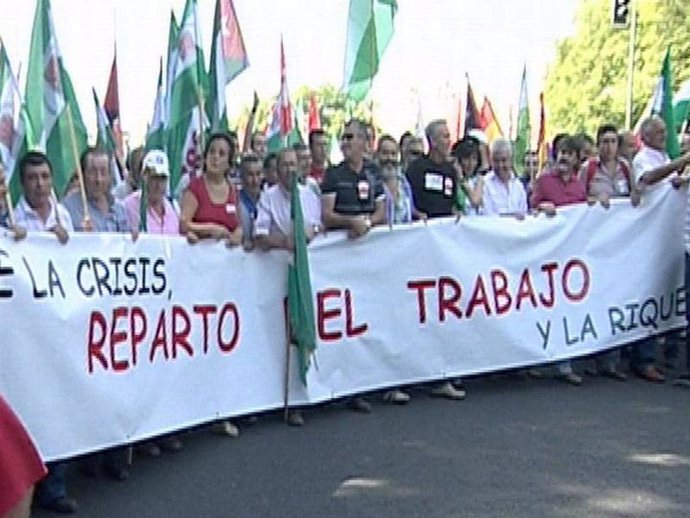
left=123, top=191, right=180, bottom=235
left=530, top=169, right=587, bottom=208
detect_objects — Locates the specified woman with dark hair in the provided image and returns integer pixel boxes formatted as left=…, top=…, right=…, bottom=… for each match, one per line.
left=179, top=133, right=243, bottom=437
left=452, top=137, right=484, bottom=215
left=179, top=132, right=243, bottom=246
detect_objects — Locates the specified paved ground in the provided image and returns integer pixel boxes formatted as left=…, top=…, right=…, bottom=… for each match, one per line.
left=34, top=365, right=690, bottom=518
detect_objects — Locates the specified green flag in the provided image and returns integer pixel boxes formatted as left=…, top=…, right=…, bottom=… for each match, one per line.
left=673, top=78, right=690, bottom=133
left=207, top=0, right=249, bottom=131
left=653, top=48, right=680, bottom=159
left=342, top=0, right=397, bottom=102
left=24, top=0, right=87, bottom=197
left=0, top=40, right=29, bottom=203
left=287, top=170, right=316, bottom=385
left=145, top=59, right=166, bottom=152
left=514, top=66, right=530, bottom=175
left=167, top=0, right=209, bottom=194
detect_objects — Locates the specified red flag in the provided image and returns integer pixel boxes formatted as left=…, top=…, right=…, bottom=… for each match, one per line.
left=479, top=96, right=503, bottom=143
left=308, top=94, right=321, bottom=131
left=104, top=50, right=123, bottom=159
left=279, top=38, right=293, bottom=137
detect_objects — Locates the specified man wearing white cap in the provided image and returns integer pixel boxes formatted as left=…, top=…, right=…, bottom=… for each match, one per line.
left=123, top=150, right=179, bottom=234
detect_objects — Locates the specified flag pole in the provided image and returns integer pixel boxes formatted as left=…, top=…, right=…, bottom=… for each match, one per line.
left=283, top=308, right=292, bottom=422
left=4, top=184, right=15, bottom=227
left=65, top=104, right=91, bottom=226
left=624, top=0, right=637, bottom=130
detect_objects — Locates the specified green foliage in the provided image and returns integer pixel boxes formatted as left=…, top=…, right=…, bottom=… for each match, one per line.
left=231, top=84, right=374, bottom=141
left=544, top=0, right=690, bottom=136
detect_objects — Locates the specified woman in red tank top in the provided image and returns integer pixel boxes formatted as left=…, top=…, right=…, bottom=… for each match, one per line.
left=180, top=133, right=243, bottom=246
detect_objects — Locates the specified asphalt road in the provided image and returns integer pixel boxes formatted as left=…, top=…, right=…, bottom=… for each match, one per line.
left=34, top=365, right=690, bottom=518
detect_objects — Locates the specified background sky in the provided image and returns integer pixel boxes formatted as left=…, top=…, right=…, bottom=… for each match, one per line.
left=0, top=0, right=581, bottom=145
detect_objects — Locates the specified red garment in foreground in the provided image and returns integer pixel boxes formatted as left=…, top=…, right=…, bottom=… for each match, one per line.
left=0, top=396, right=47, bottom=515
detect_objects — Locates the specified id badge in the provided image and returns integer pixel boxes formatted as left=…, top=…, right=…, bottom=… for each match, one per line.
left=424, top=172, right=443, bottom=191
left=357, top=180, right=370, bottom=201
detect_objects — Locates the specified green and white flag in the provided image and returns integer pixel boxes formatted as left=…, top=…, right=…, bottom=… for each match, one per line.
left=207, top=0, right=248, bottom=131
left=342, top=0, right=397, bottom=102
left=145, top=58, right=166, bottom=152
left=0, top=40, right=29, bottom=202
left=24, top=0, right=87, bottom=197
left=673, top=78, right=690, bottom=133
left=92, top=88, right=123, bottom=187
left=167, top=0, right=209, bottom=194
left=287, top=169, right=316, bottom=385
left=651, top=48, right=680, bottom=159
left=514, top=65, right=530, bottom=174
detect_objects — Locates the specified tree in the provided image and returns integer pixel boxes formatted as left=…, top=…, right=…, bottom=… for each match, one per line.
left=231, top=84, right=374, bottom=147
left=544, top=0, right=690, bottom=136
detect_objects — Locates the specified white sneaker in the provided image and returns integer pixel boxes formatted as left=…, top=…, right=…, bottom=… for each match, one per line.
left=215, top=420, right=239, bottom=437
left=383, top=389, right=411, bottom=404
left=431, top=381, right=466, bottom=400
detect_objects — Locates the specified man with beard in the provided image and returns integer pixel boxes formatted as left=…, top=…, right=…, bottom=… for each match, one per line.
left=530, top=136, right=588, bottom=386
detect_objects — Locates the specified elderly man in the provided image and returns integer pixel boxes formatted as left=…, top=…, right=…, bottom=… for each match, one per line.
left=482, top=138, right=528, bottom=217
left=237, top=154, right=263, bottom=249
left=405, top=119, right=466, bottom=400
left=308, top=129, right=329, bottom=185
left=631, top=116, right=690, bottom=383
left=12, top=152, right=76, bottom=514
left=63, top=148, right=130, bottom=233
left=255, top=150, right=321, bottom=432
left=123, top=150, right=179, bottom=235
left=63, top=148, right=132, bottom=482
left=406, top=120, right=457, bottom=219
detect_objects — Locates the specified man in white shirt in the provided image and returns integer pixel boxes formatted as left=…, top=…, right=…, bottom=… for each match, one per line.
left=14, top=151, right=72, bottom=240
left=254, top=148, right=321, bottom=426
left=632, top=116, right=690, bottom=383
left=254, top=148, right=322, bottom=251
left=482, top=138, right=528, bottom=217
left=13, top=151, right=76, bottom=514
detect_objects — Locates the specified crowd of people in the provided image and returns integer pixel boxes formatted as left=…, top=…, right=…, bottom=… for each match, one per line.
left=1, top=114, right=690, bottom=516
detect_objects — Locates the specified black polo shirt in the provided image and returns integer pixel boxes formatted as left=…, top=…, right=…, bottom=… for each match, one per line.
left=322, top=160, right=383, bottom=216
left=405, top=155, right=456, bottom=218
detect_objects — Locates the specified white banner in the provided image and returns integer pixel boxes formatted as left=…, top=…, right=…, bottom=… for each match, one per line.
left=0, top=186, right=685, bottom=461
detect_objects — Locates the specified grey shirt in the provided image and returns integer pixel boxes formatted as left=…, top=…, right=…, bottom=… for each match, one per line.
left=63, top=191, right=130, bottom=232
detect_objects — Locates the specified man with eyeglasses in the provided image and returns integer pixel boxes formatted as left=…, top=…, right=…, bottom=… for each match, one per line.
left=401, top=136, right=424, bottom=174
left=321, top=119, right=385, bottom=413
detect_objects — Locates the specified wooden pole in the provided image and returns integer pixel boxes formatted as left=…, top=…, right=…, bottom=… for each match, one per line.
left=65, top=104, right=91, bottom=226
left=624, top=0, right=637, bottom=130
left=3, top=184, right=15, bottom=227
left=283, top=310, right=292, bottom=423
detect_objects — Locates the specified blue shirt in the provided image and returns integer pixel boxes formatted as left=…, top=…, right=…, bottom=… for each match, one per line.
left=62, top=191, right=130, bottom=232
